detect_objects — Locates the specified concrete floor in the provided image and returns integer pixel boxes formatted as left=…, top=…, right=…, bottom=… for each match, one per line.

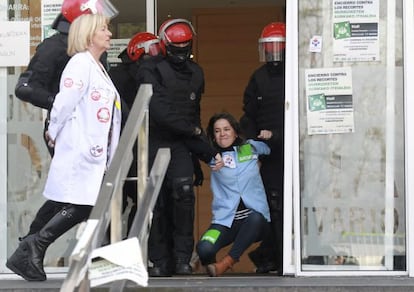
left=2, top=274, right=414, bottom=292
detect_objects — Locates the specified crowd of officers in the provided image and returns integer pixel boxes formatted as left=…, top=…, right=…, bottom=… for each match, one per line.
left=109, top=19, right=286, bottom=278
left=10, top=0, right=286, bottom=280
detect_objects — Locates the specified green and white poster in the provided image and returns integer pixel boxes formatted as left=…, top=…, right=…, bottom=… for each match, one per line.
left=305, top=67, right=354, bottom=135
left=333, top=0, right=380, bottom=62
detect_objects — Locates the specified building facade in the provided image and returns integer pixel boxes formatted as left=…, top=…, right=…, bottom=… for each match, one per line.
left=0, top=0, right=413, bottom=278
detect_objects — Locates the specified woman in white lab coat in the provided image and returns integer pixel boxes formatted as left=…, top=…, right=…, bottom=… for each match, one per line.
left=6, top=13, right=121, bottom=282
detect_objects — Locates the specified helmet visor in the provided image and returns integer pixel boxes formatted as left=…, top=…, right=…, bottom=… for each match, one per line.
left=138, top=39, right=162, bottom=57
left=258, top=36, right=285, bottom=62
left=82, top=0, right=119, bottom=19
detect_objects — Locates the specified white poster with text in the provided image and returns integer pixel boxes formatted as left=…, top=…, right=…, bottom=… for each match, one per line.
left=305, top=67, right=354, bottom=135
left=333, top=0, right=380, bottom=62
left=0, top=21, right=30, bottom=66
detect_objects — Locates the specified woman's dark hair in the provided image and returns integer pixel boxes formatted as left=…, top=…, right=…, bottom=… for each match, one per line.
left=206, top=112, right=244, bottom=147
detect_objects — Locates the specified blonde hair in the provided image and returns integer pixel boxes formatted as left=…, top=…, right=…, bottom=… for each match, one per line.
left=67, top=14, right=109, bottom=56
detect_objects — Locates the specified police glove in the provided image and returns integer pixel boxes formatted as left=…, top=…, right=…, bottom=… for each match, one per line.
left=192, top=155, right=204, bottom=186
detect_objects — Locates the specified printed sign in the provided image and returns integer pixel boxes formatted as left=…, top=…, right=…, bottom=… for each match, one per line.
left=0, top=21, right=30, bottom=67
left=305, top=67, right=355, bottom=135
left=333, top=0, right=380, bottom=62
left=41, top=0, right=62, bottom=39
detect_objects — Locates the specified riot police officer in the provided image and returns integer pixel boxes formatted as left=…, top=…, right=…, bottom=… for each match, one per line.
left=136, top=18, right=213, bottom=277
left=240, top=22, right=286, bottom=275
left=110, top=32, right=162, bottom=109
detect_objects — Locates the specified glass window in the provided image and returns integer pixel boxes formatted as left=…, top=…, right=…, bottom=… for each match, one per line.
left=298, top=0, right=405, bottom=272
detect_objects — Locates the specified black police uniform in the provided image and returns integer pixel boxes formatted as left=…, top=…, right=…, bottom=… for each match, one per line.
left=240, top=61, right=285, bottom=274
left=15, top=14, right=70, bottom=111
left=136, top=55, right=207, bottom=276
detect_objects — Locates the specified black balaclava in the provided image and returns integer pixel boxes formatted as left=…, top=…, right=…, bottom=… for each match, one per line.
left=165, top=42, right=192, bottom=65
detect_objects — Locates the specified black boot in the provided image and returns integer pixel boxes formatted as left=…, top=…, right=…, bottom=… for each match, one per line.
left=6, top=235, right=45, bottom=281
left=26, top=201, right=67, bottom=236
left=248, top=246, right=279, bottom=274
left=17, top=201, right=66, bottom=242
left=6, top=204, right=92, bottom=281
left=148, top=261, right=173, bottom=277
left=175, top=262, right=192, bottom=275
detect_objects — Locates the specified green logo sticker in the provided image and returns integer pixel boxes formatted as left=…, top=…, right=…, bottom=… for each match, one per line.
left=201, top=229, right=221, bottom=244
left=334, top=21, right=351, bottom=39
left=237, top=144, right=253, bottom=162
left=308, top=93, right=326, bottom=111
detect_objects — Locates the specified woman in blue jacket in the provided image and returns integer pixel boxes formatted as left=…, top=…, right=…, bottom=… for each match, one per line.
left=196, top=112, right=271, bottom=277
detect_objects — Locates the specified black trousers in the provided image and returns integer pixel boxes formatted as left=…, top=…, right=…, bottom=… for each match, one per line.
left=25, top=200, right=92, bottom=239
left=196, top=210, right=268, bottom=265
left=148, top=141, right=195, bottom=266
left=258, top=143, right=284, bottom=268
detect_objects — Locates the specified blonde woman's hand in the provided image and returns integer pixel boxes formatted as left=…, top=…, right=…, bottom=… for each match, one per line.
left=45, top=131, right=55, bottom=148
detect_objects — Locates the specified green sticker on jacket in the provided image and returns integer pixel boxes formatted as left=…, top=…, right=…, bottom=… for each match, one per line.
left=238, top=144, right=253, bottom=162
left=201, top=229, right=221, bottom=244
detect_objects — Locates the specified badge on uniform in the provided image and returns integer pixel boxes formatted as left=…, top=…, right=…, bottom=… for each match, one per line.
left=223, top=153, right=236, bottom=168
left=90, top=145, right=104, bottom=157
left=237, top=144, right=253, bottom=162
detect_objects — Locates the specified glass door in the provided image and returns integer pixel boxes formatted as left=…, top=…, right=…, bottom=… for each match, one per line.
left=292, top=0, right=407, bottom=275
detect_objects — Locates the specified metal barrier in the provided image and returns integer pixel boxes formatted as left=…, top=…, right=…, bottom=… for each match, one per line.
left=60, top=84, right=170, bottom=291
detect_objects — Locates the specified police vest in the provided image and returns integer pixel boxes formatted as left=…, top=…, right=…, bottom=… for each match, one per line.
left=156, top=60, right=204, bottom=126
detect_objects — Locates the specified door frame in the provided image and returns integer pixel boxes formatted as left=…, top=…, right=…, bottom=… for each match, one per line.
left=283, top=0, right=298, bottom=276
left=0, top=0, right=8, bottom=270
left=403, top=0, right=414, bottom=278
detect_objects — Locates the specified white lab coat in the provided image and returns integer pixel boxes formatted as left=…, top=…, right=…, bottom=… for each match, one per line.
left=44, top=51, right=122, bottom=206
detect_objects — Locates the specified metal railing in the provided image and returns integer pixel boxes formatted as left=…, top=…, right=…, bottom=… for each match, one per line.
left=60, top=84, right=170, bottom=291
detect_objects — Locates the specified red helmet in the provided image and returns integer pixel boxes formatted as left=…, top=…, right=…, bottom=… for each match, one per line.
left=127, top=32, right=162, bottom=62
left=259, top=22, right=286, bottom=62
left=158, top=18, right=195, bottom=54
left=61, top=0, right=118, bottom=23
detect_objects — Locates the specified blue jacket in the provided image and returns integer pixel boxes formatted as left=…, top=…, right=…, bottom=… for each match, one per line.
left=210, top=139, right=271, bottom=227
